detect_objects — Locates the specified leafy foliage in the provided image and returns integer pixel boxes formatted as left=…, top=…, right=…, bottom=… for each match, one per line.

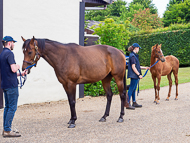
left=127, top=28, right=190, bottom=67
left=163, top=0, right=190, bottom=27
left=84, top=79, right=119, bottom=97
left=130, top=0, right=158, bottom=14
left=131, top=8, right=163, bottom=31
left=124, top=3, right=145, bottom=22
left=85, top=0, right=127, bottom=21
left=92, top=18, right=131, bottom=54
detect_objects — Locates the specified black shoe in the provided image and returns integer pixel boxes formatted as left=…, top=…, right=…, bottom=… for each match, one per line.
left=126, top=103, right=135, bottom=110
left=132, top=102, right=142, bottom=108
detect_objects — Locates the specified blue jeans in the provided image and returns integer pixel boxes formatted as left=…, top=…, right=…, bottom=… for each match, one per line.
left=128, top=78, right=138, bottom=103
left=3, top=87, right=19, bottom=131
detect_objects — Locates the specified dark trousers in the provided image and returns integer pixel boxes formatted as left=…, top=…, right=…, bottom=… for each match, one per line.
left=3, top=87, right=19, bottom=131
left=127, top=78, right=138, bottom=103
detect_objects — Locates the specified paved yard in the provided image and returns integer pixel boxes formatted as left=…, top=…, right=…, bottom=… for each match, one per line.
left=0, top=83, right=190, bottom=143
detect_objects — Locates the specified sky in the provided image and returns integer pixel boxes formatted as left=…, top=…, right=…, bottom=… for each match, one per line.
left=124, top=0, right=170, bottom=18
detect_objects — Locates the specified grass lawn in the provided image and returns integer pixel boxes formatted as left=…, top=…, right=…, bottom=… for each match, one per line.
left=126, top=67, right=190, bottom=91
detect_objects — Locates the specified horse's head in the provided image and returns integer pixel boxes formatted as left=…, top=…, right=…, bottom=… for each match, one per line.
left=21, top=36, right=41, bottom=74
left=151, top=44, right=165, bottom=62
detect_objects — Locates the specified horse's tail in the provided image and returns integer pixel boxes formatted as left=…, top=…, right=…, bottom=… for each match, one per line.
left=123, top=67, right=129, bottom=102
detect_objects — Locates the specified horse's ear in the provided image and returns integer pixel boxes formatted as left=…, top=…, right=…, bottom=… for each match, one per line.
left=21, top=36, right=26, bottom=42
left=156, top=43, right=158, bottom=48
left=30, top=36, right=35, bottom=44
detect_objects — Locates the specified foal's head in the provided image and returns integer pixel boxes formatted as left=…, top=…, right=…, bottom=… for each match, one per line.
left=21, top=36, right=41, bottom=74
left=151, top=44, right=165, bottom=62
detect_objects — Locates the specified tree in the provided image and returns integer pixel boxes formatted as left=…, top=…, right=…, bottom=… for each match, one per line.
left=163, top=0, right=190, bottom=27
left=92, top=18, right=131, bottom=53
left=131, top=8, right=163, bottom=30
left=123, top=3, right=145, bottom=22
left=85, top=0, right=127, bottom=21
left=130, top=0, right=158, bottom=14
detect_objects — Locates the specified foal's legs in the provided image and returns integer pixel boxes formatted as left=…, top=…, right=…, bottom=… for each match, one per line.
left=99, top=74, right=113, bottom=122
left=173, top=69, right=179, bottom=100
left=166, top=72, right=172, bottom=101
left=152, top=75, right=158, bottom=103
left=64, top=82, right=77, bottom=128
left=156, top=75, right=161, bottom=104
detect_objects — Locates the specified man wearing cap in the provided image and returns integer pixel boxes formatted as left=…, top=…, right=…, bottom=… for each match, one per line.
left=0, top=36, right=27, bottom=137
left=126, top=43, right=149, bottom=110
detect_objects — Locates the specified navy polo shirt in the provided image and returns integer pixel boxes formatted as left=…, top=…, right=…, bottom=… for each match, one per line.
left=0, top=48, right=18, bottom=89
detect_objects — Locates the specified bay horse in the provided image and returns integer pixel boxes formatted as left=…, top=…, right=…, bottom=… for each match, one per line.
left=150, top=44, right=179, bottom=104
left=21, top=36, right=128, bottom=128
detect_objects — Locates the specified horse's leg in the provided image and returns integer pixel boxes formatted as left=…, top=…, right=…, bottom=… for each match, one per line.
left=114, top=75, right=126, bottom=123
left=152, top=75, right=157, bottom=103
left=156, top=75, right=161, bottom=104
left=64, top=82, right=77, bottom=128
left=173, top=69, right=179, bottom=100
left=99, top=74, right=113, bottom=122
left=166, top=72, right=172, bottom=101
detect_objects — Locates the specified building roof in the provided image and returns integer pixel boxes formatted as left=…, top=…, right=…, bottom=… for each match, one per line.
left=83, top=0, right=113, bottom=7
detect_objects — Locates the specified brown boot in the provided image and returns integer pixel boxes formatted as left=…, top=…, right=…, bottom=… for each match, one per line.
left=2, top=131, right=21, bottom=137
left=126, top=103, right=135, bottom=110
left=132, top=102, right=142, bottom=108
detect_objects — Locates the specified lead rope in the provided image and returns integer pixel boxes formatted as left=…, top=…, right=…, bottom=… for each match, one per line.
left=18, top=63, right=36, bottom=89
left=137, top=60, right=159, bottom=96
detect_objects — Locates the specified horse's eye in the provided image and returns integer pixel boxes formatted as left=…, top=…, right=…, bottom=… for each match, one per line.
left=158, top=51, right=160, bottom=53
left=28, top=52, right=32, bottom=55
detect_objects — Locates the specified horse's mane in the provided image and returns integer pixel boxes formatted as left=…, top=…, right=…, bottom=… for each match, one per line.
left=22, top=38, right=78, bottom=51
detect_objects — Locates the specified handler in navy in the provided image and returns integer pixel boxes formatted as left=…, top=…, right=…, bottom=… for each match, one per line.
left=0, top=36, right=27, bottom=137
left=126, top=43, right=149, bottom=110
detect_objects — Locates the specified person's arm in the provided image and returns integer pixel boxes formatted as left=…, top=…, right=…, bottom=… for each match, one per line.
left=11, top=64, right=20, bottom=73
left=140, top=66, right=150, bottom=70
left=132, top=64, right=142, bottom=79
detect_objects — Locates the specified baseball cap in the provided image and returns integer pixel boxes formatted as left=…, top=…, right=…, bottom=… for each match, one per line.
left=2, top=36, right=17, bottom=43
left=132, top=43, right=141, bottom=49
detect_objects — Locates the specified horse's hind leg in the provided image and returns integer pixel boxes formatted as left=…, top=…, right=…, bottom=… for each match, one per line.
left=64, top=82, right=77, bottom=128
left=173, top=69, right=179, bottom=100
left=114, top=75, right=126, bottom=123
left=99, top=74, right=113, bottom=122
left=166, top=72, right=172, bottom=101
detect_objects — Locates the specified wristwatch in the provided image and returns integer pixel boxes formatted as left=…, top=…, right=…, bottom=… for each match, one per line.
left=138, top=73, right=141, bottom=76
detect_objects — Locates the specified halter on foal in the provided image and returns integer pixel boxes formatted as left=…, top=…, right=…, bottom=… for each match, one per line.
left=21, top=36, right=128, bottom=128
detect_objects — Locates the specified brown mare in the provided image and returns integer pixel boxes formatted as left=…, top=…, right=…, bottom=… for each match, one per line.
left=150, top=44, right=179, bottom=104
left=21, top=36, right=128, bottom=128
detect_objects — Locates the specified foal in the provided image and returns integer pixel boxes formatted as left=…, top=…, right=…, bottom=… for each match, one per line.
left=150, top=44, right=179, bottom=104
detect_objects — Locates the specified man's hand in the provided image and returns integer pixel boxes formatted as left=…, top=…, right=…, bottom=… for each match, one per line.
left=21, top=69, right=28, bottom=76
left=16, top=64, right=20, bottom=70
left=139, top=75, right=143, bottom=79
left=11, top=64, right=20, bottom=73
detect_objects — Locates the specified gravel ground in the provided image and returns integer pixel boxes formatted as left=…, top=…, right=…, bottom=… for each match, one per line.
left=0, top=83, right=190, bottom=143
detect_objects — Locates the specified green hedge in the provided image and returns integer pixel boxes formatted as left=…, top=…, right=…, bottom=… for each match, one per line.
left=84, top=79, right=119, bottom=97
left=127, top=29, right=190, bottom=67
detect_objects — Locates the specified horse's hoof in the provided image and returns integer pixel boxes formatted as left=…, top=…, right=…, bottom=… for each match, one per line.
left=68, top=124, right=76, bottom=128
left=99, top=117, right=106, bottom=122
left=156, top=102, right=160, bottom=104
left=68, top=120, right=72, bottom=124
left=117, top=118, right=124, bottom=123
left=165, top=99, right=169, bottom=101
left=153, top=101, right=156, bottom=103
left=175, top=98, right=178, bottom=100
